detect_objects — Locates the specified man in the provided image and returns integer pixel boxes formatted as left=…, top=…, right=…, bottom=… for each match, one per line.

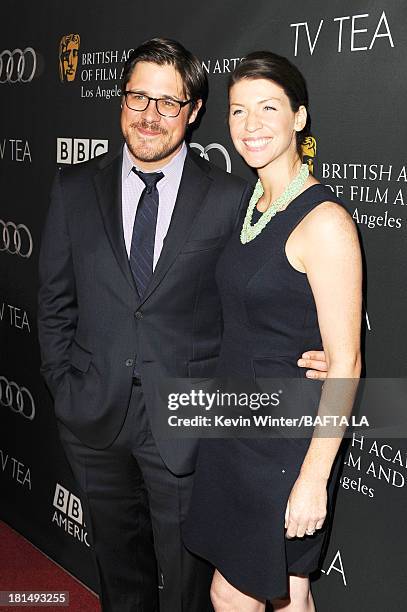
left=38, top=38, right=327, bottom=612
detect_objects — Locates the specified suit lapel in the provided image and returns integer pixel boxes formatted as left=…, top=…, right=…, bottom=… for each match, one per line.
left=139, top=150, right=212, bottom=306
left=93, top=151, right=136, bottom=293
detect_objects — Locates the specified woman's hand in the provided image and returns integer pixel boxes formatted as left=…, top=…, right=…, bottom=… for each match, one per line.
left=284, top=474, right=328, bottom=538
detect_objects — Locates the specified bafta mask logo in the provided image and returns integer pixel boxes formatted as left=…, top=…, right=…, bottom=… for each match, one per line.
left=59, top=34, right=80, bottom=82
left=302, top=136, right=317, bottom=175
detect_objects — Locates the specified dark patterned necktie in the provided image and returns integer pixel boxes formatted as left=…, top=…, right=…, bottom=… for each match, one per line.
left=130, top=169, right=164, bottom=298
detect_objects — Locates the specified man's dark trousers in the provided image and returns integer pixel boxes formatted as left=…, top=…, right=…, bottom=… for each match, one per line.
left=58, top=382, right=214, bottom=611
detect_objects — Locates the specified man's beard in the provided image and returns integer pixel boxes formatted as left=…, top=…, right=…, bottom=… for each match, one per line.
left=126, top=119, right=184, bottom=163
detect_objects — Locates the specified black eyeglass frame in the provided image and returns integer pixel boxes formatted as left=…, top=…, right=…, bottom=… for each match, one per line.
left=122, top=91, right=193, bottom=117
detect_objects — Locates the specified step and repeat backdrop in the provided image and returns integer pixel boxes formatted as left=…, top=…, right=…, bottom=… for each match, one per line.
left=1, top=0, right=406, bottom=609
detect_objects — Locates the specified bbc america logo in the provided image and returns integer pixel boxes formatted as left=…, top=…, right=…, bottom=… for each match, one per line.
left=57, top=138, right=108, bottom=164
left=52, top=483, right=90, bottom=546
left=53, top=483, right=84, bottom=524
left=0, top=375, right=35, bottom=420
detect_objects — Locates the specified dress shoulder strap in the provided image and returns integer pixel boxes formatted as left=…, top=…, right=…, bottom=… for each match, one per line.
left=280, top=183, right=346, bottom=241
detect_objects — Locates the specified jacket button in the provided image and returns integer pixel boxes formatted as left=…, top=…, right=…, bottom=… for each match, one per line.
left=134, top=311, right=143, bottom=320
left=125, top=359, right=134, bottom=367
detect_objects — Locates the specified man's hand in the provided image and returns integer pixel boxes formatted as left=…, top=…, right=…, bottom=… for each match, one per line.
left=297, top=350, right=327, bottom=380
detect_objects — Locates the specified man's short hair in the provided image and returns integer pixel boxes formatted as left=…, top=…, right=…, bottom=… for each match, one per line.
left=121, top=37, right=208, bottom=112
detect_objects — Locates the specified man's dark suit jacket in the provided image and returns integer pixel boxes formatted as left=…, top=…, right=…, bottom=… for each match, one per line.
left=38, top=147, right=251, bottom=475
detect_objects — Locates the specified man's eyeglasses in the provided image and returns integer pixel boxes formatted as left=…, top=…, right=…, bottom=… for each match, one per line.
left=123, top=92, right=193, bottom=118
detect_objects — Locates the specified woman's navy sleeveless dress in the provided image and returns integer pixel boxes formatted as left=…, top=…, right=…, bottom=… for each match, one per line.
left=182, top=184, right=345, bottom=602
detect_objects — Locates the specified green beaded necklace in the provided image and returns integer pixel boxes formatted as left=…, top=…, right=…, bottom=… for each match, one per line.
left=240, top=163, right=309, bottom=244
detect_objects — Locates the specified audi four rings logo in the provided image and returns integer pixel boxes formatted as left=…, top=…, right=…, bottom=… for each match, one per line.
left=0, top=376, right=35, bottom=420
left=0, top=48, right=37, bottom=84
left=0, top=220, right=33, bottom=258
left=190, top=142, right=232, bottom=173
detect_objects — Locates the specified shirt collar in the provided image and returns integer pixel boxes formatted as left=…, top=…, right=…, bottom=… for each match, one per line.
left=122, top=141, right=187, bottom=182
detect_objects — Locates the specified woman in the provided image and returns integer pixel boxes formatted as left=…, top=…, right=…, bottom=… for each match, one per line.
left=183, top=52, right=362, bottom=611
